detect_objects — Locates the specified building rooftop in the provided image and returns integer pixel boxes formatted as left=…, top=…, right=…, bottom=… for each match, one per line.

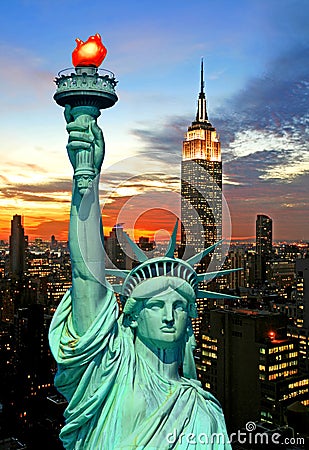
left=216, top=308, right=280, bottom=317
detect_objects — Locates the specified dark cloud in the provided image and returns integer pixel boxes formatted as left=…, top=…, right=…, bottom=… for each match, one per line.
left=102, top=171, right=180, bottom=193
left=223, top=149, right=303, bottom=186
left=0, top=179, right=72, bottom=203
left=130, top=116, right=189, bottom=164
left=6, top=163, right=49, bottom=174
left=0, top=190, right=69, bottom=203
left=217, top=47, right=309, bottom=157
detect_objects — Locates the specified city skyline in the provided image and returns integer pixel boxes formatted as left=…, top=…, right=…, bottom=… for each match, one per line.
left=0, top=0, right=308, bottom=242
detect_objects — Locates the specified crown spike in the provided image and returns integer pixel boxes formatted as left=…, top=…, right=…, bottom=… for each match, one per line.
left=197, top=267, right=243, bottom=282
left=123, top=233, right=148, bottom=262
left=111, top=284, right=124, bottom=293
left=197, top=290, right=239, bottom=300
left=185, top=240, right=224, bottom=266
left=165, top=219, right=179, bottom=258
left=105, top=269, right=130, bottom=279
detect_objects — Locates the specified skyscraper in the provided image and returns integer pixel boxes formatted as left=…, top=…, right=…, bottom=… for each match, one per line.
left=288, top=258, right=309, bottom=373
left=198, top=308, right=308, bottom=431
left=181, top=60, right=222, bottom=339
left=256, top=214, right=272, bottom=256
left=296, top=258, right=309, bottom=330
left=105, top=224, right=132, bottom=270
left=181, top=60, right=222, bottom=255
left=9, top=215, right=27, bottom=279
left=256, top=214, right=273, bottom=284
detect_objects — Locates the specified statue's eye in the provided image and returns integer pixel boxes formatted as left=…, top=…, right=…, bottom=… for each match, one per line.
left=147, top=301, right=164, bottom=310
left=174, top=301, right=187, bottom=312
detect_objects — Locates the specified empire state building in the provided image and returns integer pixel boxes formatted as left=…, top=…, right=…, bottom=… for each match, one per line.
left=181, top=61, right=222, bottom=339
left=181, top=60, right=222, bottom=258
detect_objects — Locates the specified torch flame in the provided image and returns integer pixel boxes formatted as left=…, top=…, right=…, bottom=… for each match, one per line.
left=72, top=33, right=107, bottom=68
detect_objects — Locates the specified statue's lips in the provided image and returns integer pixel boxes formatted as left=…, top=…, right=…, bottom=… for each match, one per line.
left=160, top=326, right=176, bottom=333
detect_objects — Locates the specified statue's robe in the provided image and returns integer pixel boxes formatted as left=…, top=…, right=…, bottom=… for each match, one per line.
left=49, top=289, right=231, bottom=449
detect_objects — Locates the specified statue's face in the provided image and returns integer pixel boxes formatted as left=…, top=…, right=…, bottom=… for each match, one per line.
left=135, top=285, right=190, bottom=350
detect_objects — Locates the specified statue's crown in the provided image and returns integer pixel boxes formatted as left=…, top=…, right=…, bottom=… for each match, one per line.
left=105, top=220, right=241, bottom=304
left=121, top=256, right=198, bottom=299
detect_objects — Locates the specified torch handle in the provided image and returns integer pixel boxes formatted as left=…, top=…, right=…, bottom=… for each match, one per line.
left=67, top=106, right=101, bottom=194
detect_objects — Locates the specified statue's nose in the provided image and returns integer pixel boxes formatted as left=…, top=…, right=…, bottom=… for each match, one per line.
left=163, top=305, right=174, bottom=323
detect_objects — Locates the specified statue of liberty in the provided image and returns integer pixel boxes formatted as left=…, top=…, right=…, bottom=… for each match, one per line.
left=49, top=36, right=235, bottom=450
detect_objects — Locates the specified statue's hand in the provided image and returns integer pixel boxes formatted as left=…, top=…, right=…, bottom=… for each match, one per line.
left=64, top=105, right=105, bottom=175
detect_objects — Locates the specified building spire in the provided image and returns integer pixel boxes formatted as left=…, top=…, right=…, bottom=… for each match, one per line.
left=196, top=58, right=208, bottom=123
left=200, top=57, right=205, bottom=95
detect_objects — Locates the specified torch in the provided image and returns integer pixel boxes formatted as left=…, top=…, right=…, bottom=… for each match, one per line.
left=53, top=33, right=118, bottom=194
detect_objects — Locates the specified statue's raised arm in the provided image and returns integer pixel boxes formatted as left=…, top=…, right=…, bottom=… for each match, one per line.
left=65, top=104, right=107, bottom=335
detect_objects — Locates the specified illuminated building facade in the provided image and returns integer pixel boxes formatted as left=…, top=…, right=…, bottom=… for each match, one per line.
left=260, top=372, right=309, bottom=425
left=256, top=214, right=272, bottom=284
left=196, top=308, right=308, bottom=430
left=12, top=305, right=55, bottom=439
left=223, top=249, right=247, bottom=290
left=105, top=224, right=132, bottom=270
left=27, top=255, right=51, bottom=278
left=295, top=259, right=309, bottom=329
left=259, top=339, right=305, bottom=425
left=181, top=61, right=222, bottom=340
left=287, top=258, right=309, bottom=373
left=9, top=215, right=27, bottom=279
left=181, top=60, right=222, bottom=254
left=265, top=259, right=295, bottom=298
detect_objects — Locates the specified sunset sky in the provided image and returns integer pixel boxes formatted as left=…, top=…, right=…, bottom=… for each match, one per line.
left=0, top=0, right=308, bottom=243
